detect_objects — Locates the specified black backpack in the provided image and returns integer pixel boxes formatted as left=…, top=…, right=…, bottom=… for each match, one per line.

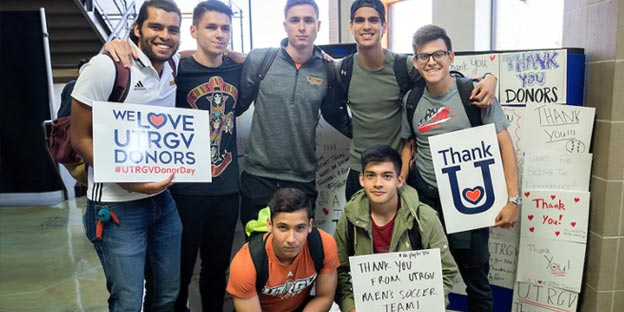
left=404, top=75, right=483, bottom=136
left=345, top=205, right=424, bottom=257
left=248, top=227, right=325, bottom=294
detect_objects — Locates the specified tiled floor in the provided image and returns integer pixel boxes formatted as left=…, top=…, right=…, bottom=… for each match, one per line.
left=0, top=197, right=245, bottom=312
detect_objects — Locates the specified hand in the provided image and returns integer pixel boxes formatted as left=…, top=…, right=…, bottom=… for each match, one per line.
left=225, top=50, right=247, bottom=64
left=119, top=174, right=175, bottom=195
left=103, top=39, right=136, bottom=68
left=493, top=202, right=519, bottom=228
left=321, top=50, right=335, bottom=63
left=470, top=74, right=497, bottom=107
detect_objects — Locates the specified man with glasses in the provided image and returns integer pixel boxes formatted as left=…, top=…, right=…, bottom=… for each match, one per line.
left=400, top=24, right=519, bottom=312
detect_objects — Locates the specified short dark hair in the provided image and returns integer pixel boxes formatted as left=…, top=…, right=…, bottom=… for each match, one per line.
left=131, top=0, right=182, bottom=42
left=284, top=0, right=319, bottom=19
left=361, top=144, right=402, bottom=175
left=193, top=0, right=233, bottom=26
left=350, top=0, right=386, bottom=24
left=269, top=188, right=313, bottom=220
left=412, top=24, right=453, bottom=54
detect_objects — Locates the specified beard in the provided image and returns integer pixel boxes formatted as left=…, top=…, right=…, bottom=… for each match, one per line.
left=137, top=30, right=178, bottom=63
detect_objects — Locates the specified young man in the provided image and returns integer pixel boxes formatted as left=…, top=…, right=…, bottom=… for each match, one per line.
left=227, top=188, right=340, bottom=312
left=401, top=25, right=519, bottom=311
left=70, top=0, right=182, bottom=310
left=335, top=0, right=498, bottom=200
left=334, top=145, right=458, bottom=312
left=165, top=1, right=242, bottom=311
left=236, top=0, right=339, bottom=228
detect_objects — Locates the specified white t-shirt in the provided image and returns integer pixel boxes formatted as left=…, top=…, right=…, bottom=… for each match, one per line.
left=72, top=40, right=179, bottom=202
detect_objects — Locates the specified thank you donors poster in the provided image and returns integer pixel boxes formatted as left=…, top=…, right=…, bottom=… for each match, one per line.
left=429, top=124, right=507, bottom=233
left=500, top=49, right=567, bottom=104
left=92, top=102, right=212, bottom=182
left=349, top=249, right=445, bottom=312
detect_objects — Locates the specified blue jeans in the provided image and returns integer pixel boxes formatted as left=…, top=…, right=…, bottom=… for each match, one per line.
left=84, top=191, right=182, bottom=312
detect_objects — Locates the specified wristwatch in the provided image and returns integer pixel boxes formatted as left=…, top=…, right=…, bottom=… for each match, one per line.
left=508, top=196, right=522, bottom=206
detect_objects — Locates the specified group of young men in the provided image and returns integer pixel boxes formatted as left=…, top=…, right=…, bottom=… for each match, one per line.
left=71, top=0, right=518, bottom=311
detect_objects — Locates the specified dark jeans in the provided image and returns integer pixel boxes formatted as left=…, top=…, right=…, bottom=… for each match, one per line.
left=144, top=193, right=239, bottom=312
left=240, top=171, right=317, bottom=231
left=407, top=169, right=493, bottom=312
left=344, top=169, right=362, bottom=201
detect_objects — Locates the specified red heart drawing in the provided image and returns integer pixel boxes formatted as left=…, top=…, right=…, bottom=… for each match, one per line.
left=528, top=214, right=534, bottom=221
left=529, top=227, right=535, bottom=232
left=555, top=231, right=560, bottom=236
left=571, top=222, right=576, bottom=227
left=551, top=195, right=556, bottom=200
left=524, top=192, right=530, bottom=197
left=462, top=187, right=484, bottom=204
left=489, top=55, right=496, bottom=61
left=537, top=280, right=543, bottom=284
left=574, top=197, right=580, bottom=203
left=322, top=208, right=329, bottom=215
left=148, top=113, right=166, bottom=129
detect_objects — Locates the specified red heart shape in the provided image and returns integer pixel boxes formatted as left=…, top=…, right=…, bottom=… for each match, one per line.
left=551, top=195, right=556, bottom=200
left=571, top=222, right=576, bottom=227
left=524, top=192, right=530, bottom=197
left=529, top=227, right=535, bottom=232
left=555, top=231, right=560, bottom=236
left=148, top=113, right=166, bottom=128
left=574, top=197, right=580, bottom=203
left=489, top=55, right=496, bottom=61
left=322, top=208, right=329, bottom=215
left=528, top=214, right=534, bottom=221
left=465, top=189, right=482, bottom=203
left=537, top=280, right=543, bottom=284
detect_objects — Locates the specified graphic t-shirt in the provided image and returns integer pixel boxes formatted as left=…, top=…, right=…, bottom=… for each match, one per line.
left=169, top=56, right=242, bottom=195
left=227, top=229, right=340, bottom=312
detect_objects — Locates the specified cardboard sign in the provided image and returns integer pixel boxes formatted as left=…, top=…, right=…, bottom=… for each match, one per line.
left=516, top=237, right=585, bottom=292
left=488, top=226, right=520, bottom=289
left=429, top=124, right=507, bottom=233
left=349, top=249, right=445, bottom=312
left=452, top=53, right=501, bottom=99
left=521, top=190, right=590, bottom=243
left=520, top=103, right=595, bottom=153
left=92, top=102, right=212, bottom=182
left=500, top=50, right=567, bottom=104
left=512, top=282, right=579, bottom=312
left=522, top=152, right=592, bottom=192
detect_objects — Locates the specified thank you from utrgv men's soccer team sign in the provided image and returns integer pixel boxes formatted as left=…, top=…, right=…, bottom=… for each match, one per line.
left=92, top=102, right=211, bottom=182
left=429, top=124, right=507, bottom=233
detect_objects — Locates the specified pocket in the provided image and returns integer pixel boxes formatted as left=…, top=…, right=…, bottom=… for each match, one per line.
left=83, top=201, right=100, bottom=242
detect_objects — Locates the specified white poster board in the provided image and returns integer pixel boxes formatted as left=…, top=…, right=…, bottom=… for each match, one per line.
left=429, top=124, right=507, bottom=233
left=522, top=152, right=592, bottom=191
left=512, top=282, right=579, bottom=312
left=520, top=103, right=595, bottom=153
left=500, top=49, right=567, bottom=104
left=521, top=190, right=590, bottom=243
left=349, top=249, right=445, bottom=312
left=516, top=237, right=586, bottom=292
left=451, top=53, right=500, bottom=98
left=488, top=225, right=520, bottom=289
left=502, top=105, right=524, bottom=154
left=92, top=102, right=211, bottom=182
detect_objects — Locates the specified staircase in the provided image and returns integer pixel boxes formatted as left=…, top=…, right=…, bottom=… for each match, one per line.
left=0, top=0, right=135, bottom=83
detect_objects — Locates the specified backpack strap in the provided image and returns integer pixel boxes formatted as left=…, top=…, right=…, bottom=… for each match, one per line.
left=404, top=79, right=427, bottom=136
left=249, top=232, right=270, bottom=294
left=346, top=219, right=356, bottom=256
left=338, top=54, right=354, bottom=106
left=105, top=53, right=131, bottom=103
left=393, top=53, right=414, bottom=99
left=249, top=227, right=325, bottom=295
left=407, top=205, right=424, bottom=250
left=168, top=58, right=177, bottom=78
left=455, top=77, right=483, bottom=127
left=252, top=47, right=280, bottom=102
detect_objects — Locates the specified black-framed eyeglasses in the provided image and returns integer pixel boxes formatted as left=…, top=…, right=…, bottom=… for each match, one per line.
left=415, top=50, right=450, bottom=62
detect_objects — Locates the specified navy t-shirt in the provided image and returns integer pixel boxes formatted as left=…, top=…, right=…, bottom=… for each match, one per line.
left=169, top=56, right=242, bottom=195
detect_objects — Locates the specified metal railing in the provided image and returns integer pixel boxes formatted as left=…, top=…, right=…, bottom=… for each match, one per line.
left=80, top=0, right=136, bottom=42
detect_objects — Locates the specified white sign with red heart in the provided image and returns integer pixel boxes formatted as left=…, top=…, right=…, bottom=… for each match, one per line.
left=520, top=189, right=590, bottom=243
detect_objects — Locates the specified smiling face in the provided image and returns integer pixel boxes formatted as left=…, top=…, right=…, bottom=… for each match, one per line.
left=413, top=38, right=454, bottom=86
left=134, top=7, right=181, bottom=68
left=191, top=10, right=231, bottom=59
left=283, top=4, right=320, bottom=51
left=360, top=160, right=403, bottom=208
left=267, top=209, right=313, bottom=264
left=349, top=7, right=386, bottom=50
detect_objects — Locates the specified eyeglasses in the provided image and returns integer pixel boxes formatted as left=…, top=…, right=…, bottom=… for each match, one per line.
left=415, top=50, right=450, bottom=63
